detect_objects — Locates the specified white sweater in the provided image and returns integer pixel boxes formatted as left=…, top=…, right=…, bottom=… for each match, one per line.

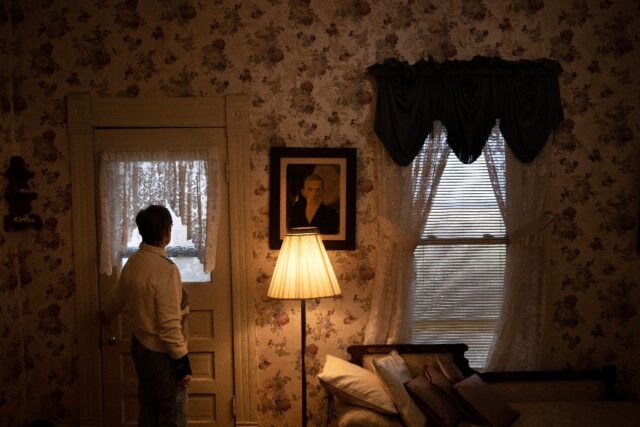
left=104, top=243, right=188, bottom=359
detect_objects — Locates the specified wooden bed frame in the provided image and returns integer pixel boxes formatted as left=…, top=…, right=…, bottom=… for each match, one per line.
left=346, top=343, right=619, bottom=400
left=347, top=343, right=474, bottom=376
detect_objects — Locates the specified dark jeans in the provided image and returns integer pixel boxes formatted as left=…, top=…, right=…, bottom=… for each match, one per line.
left=131, top=335, right=178, bottom=427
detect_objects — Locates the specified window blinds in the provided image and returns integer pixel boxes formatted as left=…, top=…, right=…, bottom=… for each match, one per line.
left=412, top=151, right=506, bottom=369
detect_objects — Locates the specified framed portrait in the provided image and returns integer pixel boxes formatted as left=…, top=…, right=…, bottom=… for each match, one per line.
left=269, top=147, right=357, bottom=250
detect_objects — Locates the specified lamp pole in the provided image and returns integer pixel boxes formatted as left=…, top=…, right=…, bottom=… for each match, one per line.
left=301, top=298, right=308, bottom=426
left=267, top=227, right=341, bottom=427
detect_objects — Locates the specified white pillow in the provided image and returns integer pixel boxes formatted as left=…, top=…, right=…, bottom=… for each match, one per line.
left=372, top=350, right=428, bottom=427
left=318, top=355, right=397, bottom=415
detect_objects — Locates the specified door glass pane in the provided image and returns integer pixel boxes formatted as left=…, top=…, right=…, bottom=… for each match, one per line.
left=121, top=206, right=210, bottom=283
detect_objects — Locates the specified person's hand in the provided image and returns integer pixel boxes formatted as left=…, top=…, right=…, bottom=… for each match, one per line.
left=173, top=354, right=192, bottom=387
left=177, top=374, right=192, bottom=389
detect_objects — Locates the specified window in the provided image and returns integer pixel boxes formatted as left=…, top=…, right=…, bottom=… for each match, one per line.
left=98, top=139, right=220, bottom=280
left=411, top=138, right=506, bottom=369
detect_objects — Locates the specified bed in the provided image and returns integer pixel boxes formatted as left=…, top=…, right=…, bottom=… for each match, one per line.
left=319, top=344, right=640, bottom=427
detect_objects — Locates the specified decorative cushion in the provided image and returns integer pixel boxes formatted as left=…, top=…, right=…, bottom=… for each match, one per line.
left=423, top=366, right=481, bottom=422
left=318, top=355, right=398, bottom=415
left=453, top=374, right=520, bottom=427
left=372, top=350, right=428, bottom=427
left=435, top=354, right=465, bottom=383
left=405, top=373, right=461, bottom=427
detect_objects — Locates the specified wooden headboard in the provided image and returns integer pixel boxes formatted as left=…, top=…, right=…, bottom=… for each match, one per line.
left=346, top=343, right=618, bottom=401
left=346, top=343, right=476, bottom=377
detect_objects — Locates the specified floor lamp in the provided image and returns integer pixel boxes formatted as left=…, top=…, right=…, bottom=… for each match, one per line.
left=267, top=227, right=342, bottom=426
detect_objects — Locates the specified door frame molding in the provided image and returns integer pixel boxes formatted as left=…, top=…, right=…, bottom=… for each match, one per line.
left=67, top=93, right=258, bottom=426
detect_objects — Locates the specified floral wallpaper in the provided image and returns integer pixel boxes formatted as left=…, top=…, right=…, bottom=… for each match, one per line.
left=1, top=0, right=638, bottom=426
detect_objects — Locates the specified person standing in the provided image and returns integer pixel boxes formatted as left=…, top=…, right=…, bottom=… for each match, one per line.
left=102, top=205, right=191, bottom=427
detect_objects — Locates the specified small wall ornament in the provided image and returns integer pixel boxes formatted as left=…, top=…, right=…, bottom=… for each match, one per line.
left=3, top=156, right=42, bottom=231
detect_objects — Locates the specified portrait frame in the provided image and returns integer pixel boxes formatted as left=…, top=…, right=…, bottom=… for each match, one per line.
left=269, top=147, right=357, bottom=250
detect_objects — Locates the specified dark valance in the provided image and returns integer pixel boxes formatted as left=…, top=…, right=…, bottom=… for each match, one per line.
left=368, top=57, right=564, bottom=165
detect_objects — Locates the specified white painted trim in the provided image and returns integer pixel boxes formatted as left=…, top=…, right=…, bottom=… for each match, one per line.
left=90, top=97, right=226, bottom=128
left=68, top=93, right=103, bottom=426
left=67, top=93, right=257, bottom=426
left=226, top=95, right=258, bottom=425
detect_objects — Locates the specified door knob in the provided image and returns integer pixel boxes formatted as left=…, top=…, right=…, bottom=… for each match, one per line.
left=107, top=336, right=117, bottom=346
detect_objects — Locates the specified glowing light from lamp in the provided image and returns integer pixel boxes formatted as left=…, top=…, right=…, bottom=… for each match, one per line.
left=268, top=227, right=341, bottom=300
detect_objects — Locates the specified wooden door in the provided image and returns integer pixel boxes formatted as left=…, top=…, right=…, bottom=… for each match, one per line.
left=96, top=128, right=234, bottom=426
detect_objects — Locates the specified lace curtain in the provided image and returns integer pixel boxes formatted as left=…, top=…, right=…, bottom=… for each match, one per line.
left=364, top=122, right=449, bottom=344
left=99, top=148, right=221, bottom=275
left=484, top=126, right=552, bottom=370
left=366, top=119, right=552, bottom=368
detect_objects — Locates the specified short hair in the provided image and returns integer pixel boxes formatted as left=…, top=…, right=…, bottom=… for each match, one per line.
left=303, top=174, right=324, bottom=187
left=136, top=205, right=172, bottom=246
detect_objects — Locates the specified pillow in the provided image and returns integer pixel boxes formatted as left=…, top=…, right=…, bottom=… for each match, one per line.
left=405, top=373, right=461, bottom=427
left=424, top=365, right=481, bottom=423
left=372, top=350, right=428, bottom=427
left=453, top=374, right=520, bottom=427
left=318, top=355, right=397, bottom=415
left=435, top=354, right=465, bottom=383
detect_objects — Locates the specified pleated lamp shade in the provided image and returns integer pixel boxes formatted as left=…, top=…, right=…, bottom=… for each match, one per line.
left=268, top=227, right=341, bottom=300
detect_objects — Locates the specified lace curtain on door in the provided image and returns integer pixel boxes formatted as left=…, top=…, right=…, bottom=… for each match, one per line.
left=99, top=148, right=221, bottom=275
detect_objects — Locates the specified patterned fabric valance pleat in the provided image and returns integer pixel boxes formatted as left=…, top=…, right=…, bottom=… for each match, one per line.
left=368, top=56, right=564, bottom=165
